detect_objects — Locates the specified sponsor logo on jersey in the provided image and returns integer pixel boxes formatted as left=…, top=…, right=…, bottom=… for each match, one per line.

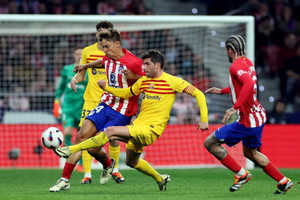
left=92, top=68, right=97, bottom=75
left=141, top=91, right=161, bottom=101
left=237, top=70, right=247, bottom=78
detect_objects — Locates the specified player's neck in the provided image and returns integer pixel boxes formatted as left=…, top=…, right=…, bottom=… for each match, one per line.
left=152, top=70, right=163, bottom=79
left=232, top=55, right=243, bottom=62
left=113, top=49, right=125, bottom=60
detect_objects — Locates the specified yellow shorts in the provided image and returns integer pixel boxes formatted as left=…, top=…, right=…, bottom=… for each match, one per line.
left=126, top=125, right=159, bottom=153
left=79, top=100, right=100, bottom=127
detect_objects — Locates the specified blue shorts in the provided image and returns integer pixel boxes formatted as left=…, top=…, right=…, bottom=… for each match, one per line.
left=215, top=121, right=265, bottom=149
left=86, top=103, right=132, bottom=132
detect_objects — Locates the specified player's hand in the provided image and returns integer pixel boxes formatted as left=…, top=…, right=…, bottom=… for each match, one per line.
left=97, top=79, right=107, bottom=90
left=222, top=107, right=236, bottom=123
left=71, top=77, right=78, bottom=92
left=197, top=121, right=209, bottom=131
left=73, top=64, right=86, bottom=73
left=53, top=101, right=61, bottom=118
left=205, top=87, right=222, bottom=94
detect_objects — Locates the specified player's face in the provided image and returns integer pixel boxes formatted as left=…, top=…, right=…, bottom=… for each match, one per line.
left=102, top=39, right=120, bottom=59
left=73, top=49, right=83, bottom=64
left=143, top=58, right=157, bottom=78
left=226, top=48, right=233, bottom=63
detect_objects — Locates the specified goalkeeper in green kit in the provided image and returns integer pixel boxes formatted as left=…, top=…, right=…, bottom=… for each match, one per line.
left=53, top=47, right=87, bottom=148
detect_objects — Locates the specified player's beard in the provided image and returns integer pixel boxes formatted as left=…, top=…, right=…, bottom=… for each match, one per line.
left=227, top=54, right=233, bottom=63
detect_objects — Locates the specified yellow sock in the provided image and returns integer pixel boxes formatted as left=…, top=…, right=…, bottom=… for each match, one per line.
left=134, top=159, right=162, bottom=182
left=109, top=145, right=120, bottom=169
left=82, top=150, right=92, bottom=174
left=69, top=132, right=109, bottom=154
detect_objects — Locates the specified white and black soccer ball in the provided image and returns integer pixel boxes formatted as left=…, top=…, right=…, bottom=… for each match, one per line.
left=41, top=127, right=64, bottom=149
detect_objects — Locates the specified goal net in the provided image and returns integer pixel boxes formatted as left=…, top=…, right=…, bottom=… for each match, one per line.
left=0, top=15, right=254, bottom=169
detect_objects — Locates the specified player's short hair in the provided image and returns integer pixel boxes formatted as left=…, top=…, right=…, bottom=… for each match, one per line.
left=96, top=20, right=114, bottom=30
left=141, top=49, right=165, bottom=69
left=74, top=46, right=83, bottom=51
left=225, top=35, right=247, bottom=57
left=98, top=28, right=121, bottom=43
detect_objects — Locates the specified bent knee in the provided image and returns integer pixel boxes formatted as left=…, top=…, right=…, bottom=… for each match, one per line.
left=125, top=160, right=136, bottom=168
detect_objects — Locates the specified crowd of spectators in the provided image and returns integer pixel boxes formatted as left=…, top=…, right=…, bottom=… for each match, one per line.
left=0, top=0, right=300, bottom=124
left=0, top=0, right=153, bottom=15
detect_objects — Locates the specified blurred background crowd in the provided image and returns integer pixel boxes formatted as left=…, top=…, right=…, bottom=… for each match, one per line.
left=0, top=0, right=300, bottom=125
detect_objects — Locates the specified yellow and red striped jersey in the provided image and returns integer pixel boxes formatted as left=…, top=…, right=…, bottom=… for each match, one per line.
left=81, top=43, right=106, bottom=101
left=131, top=72, right=190, bottom=136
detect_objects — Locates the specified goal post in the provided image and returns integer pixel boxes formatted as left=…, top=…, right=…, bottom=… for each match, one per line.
left=0, top=14, right=254, bottom=169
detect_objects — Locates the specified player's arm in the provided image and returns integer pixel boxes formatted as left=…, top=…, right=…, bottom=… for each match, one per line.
left=98, top=79, right=137, bottom=99
left=71, top=70, right=86, bottom=92
left=183, top=85, right=209, bottom=131
left=74, top=59, right=103, bottom=72
left=205, top=87, right=229, bottom=94
left=122, top=69, right=143, bottom=80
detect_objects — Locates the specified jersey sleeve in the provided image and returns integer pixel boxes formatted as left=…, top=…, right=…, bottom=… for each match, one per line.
left=80, top=48, right=88, bottom=64
left=221, top=87, right=230, bottom=94
left=105, top=78, right=142, bottom=99
left=230, top=65, right=255, bottom=109
left=168, top=75, right=190, bottom=93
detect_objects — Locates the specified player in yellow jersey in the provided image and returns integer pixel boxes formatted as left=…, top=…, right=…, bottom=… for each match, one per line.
left=54, top=49, right=209, bottom=191
left=70, top=20, right=124, bottom=184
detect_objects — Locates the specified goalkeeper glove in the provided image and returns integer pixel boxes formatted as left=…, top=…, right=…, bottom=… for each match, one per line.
left=53, top=99, right=61, bottom=118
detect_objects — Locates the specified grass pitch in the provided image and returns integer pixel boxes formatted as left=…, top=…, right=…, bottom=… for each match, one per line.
left=0, top=168, right=299, bottom=200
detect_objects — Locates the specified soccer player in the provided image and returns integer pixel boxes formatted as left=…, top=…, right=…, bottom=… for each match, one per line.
left=53, top=49, right=209, bottom=191
left=204, top=35, right=294, bottom=194
left=53, top=47, right=86, bottom=148
left=49, top=28, right=144, bottom=192
left=70, top=20, right=125, bottom=184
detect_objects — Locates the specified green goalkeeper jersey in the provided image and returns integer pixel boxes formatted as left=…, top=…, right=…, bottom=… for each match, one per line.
left=55, top=63, right=88, bottom=115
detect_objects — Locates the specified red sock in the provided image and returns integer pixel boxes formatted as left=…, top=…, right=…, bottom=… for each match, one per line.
left=221, top=154, right=242, bottom=173
left=102, top=157, right=112, bottom=169
left=263, top=162, right=284, bottom=182
left=62, top=162, right=76, bottom=180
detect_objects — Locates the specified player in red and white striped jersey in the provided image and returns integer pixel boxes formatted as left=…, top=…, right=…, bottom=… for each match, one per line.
left=204, top=35, right=293, bottom=194
left=100, top=48, right=142, bottom=117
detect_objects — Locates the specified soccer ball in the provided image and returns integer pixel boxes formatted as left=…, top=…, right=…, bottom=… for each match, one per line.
left=41, top=127, right=64, bottom=149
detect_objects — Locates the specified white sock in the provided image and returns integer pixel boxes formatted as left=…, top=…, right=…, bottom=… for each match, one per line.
left=84, top=172, right=92, bottom=178
left=236, top=168, right=246, bottom=177
left=112, top=168, right=118, bottom=173
left=279, top=177, right=287, bottom=184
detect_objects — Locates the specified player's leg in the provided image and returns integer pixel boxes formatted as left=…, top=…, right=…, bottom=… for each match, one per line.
left=109, top=140, right=125, bottom=183
left=50, top=119, right=100, bottom=192
left=125, top=125, right=170, bottom=191
left=78, top=101, right=98, bottom=184
left=204, top=123, right=251, bottom=192
left=243, top=146, right=294, bottom=194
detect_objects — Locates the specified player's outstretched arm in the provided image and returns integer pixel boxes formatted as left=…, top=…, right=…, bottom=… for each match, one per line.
left=73, top=59, right=103, bottom=72
left=205, top=87, right=222, bottom=94
left=183, top=85, right=209, bottom=131
left=98, top=79, right=135, bottom=99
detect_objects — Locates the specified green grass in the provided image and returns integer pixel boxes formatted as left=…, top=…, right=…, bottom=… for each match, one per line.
left=0, top=168, right=299, bottom=200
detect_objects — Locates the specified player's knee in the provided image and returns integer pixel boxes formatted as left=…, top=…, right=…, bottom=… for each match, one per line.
left=204, top=137, right=213, bottom=151
left=125, top=160, right=135, bottom=168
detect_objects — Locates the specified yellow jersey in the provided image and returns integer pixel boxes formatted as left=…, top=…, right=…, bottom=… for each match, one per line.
left=81, top=43, right=106, bottom=101
left=105, top=72, right=207, bottom=136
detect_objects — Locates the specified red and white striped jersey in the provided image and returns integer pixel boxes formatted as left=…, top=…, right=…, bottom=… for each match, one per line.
left=101, top=49, right=144, bottom=116
left=221, top=57, right=267, bottom=128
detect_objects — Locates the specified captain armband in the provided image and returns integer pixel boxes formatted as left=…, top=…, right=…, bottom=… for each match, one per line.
left=184, top=85, right=197, bottom=96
